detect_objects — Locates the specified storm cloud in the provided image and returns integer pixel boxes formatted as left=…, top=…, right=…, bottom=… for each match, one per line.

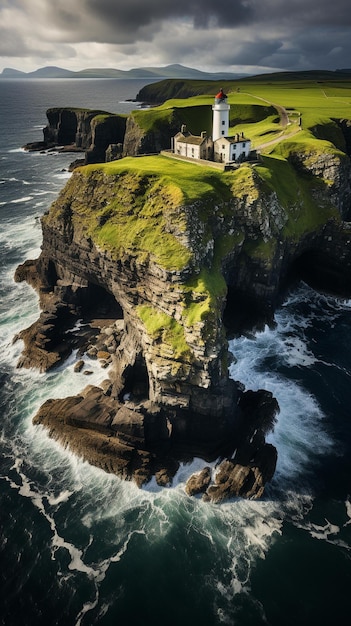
left=0, top=0, right=350, bottom=73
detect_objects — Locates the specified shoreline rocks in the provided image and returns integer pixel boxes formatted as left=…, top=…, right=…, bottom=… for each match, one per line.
left=32, top=381, right=279, bottom=497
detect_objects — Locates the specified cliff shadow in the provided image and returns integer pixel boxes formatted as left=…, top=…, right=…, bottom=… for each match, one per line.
left=80, top=282, right=124, bottom=326
left=118, top=354, right=150, bottom=403
left=223, top=285, right=274, bottom=337
left=286, top=248, right=351, bottom=300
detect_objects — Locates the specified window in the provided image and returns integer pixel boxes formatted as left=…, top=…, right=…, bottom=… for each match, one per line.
left=242, top=143, right=246, bottom=148
left=222, top=145, right=225, bottom=149
left=222, top=120, right=225, bottom=125
left=222, top=130, right=225, bottom=135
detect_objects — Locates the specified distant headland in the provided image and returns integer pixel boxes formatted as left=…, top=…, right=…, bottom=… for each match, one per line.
left=0, top=64, right=246, bottom=81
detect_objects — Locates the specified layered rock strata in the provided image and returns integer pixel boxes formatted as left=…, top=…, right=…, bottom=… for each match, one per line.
left=24, top=108, right=127, bottom=165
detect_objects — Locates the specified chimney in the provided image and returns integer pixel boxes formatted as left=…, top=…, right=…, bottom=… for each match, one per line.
left=201, top=131, right=207, bottom=138
left=181, top=124, right=187, bottom=134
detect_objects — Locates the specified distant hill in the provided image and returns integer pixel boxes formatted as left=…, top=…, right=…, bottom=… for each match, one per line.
left=0, top=64, right=246, bottom=81
left=136, top=69, right=351, bottom=103
left=238, top=69, right=351, bottom=82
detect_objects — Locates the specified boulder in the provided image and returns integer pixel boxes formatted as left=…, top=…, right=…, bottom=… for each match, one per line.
left=204, top=444, right=277, bottom=502
left=185, top=467, right=212, bottom=496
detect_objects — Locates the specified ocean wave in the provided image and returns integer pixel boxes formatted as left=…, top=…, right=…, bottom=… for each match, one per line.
left=10, top=195, right=33, bottom=204
left=229, top=287, right=334, bottom=489
left=8, top=147, right=25, bottom=153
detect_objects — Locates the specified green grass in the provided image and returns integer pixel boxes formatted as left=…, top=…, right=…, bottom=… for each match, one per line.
left=182, top=267, right=227, bottom=326
left=132, top=107, right=174, bottom=133
left=230, top=114, right=282, bottom=148
left=86, top=169, right=191, bottom=271
left=137, top=305, right=193, bottom=360
left=65, top=157, right=253, bottom=273
left=71, top=157, right=257, bottom=335
left=233, top=80, right=351, bottom=130
left=42, top=74, right=351, bottom=365
left=134, top=94, right=276, bottom=139
left=83, top=155, right=233, bottom=203
left=271, top=129, right=346, bottom=163
left=92, top=113, right=127, bottom=124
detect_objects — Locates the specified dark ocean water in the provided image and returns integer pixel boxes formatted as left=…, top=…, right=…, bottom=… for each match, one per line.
left=1, top=79, right=351, bottom=626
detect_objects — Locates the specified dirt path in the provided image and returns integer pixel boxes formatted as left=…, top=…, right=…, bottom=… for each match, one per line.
left=241, top=92, right=301, bottom=151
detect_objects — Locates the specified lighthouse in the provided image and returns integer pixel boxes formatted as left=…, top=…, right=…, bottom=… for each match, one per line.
left=172, top=86, right=251, bottom=164
left=212, top=88, right=230, bottom=142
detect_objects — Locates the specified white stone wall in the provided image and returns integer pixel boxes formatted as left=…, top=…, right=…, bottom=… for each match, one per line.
left=174, top=140, right=201, bottom=159
left=214, top=139, right=251, bottom=163
left=229, top=140, right=251, bottom=161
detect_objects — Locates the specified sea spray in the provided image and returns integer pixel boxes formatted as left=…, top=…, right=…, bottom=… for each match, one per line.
left=229, top=284, right=335, bottom=491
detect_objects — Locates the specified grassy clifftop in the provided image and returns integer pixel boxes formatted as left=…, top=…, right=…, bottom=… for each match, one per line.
left=49, top=131, right=343, bottom=278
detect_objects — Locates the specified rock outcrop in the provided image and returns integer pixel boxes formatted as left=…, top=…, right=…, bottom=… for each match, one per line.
left=24, top=108, right=127, bottom=165
left=23, top=105, right=207, bottom=163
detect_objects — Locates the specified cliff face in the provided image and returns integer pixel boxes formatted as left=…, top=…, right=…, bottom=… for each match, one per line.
left=121, top=112, right=179, bottom=156
left=37, top=108, right=127, bottom=163
left=31, top=167, right=237, bottom=426
left=29, top=105, right=212, bottom=163
left=15, top=135, right=351, bottom=497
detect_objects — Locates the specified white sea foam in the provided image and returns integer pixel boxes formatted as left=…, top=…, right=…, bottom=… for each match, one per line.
left=54, top=170, right=72, bottom=180
left=10, top=195, right=33, bottom=203
left=294, top=512, right=351, bottom=552
left=229, top=302, right=333, bottom=488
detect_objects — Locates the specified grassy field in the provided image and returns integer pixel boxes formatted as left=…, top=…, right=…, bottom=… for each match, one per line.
left=84, top=155, right=235, bottom=203
left=81, top=75, right=351, bottom=254
left=229, top=80, right=351, bottom=148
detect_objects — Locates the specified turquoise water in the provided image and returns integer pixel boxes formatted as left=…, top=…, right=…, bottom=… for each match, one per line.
left=1, top=80, right=351, bottom=626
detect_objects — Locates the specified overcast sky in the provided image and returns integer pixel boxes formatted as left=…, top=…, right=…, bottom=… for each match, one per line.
left=1, top=0, right=350, bottom=75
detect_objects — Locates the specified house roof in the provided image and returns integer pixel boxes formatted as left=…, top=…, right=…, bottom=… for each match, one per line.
left=174, top=132, right=209, bottom=146
left=214, top=136, right=250, bottom=145
left=215, top=89, right=227, bottom=101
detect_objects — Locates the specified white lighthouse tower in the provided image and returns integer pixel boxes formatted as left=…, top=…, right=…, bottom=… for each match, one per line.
left=212, top=88, right=230, bottom=141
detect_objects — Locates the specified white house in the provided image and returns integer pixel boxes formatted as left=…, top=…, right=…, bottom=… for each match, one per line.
left=172, top=89, right=251, bottom=165
left=173, top=125, right=213, bottom=160
left=213, top=133, right=251, bottom=164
